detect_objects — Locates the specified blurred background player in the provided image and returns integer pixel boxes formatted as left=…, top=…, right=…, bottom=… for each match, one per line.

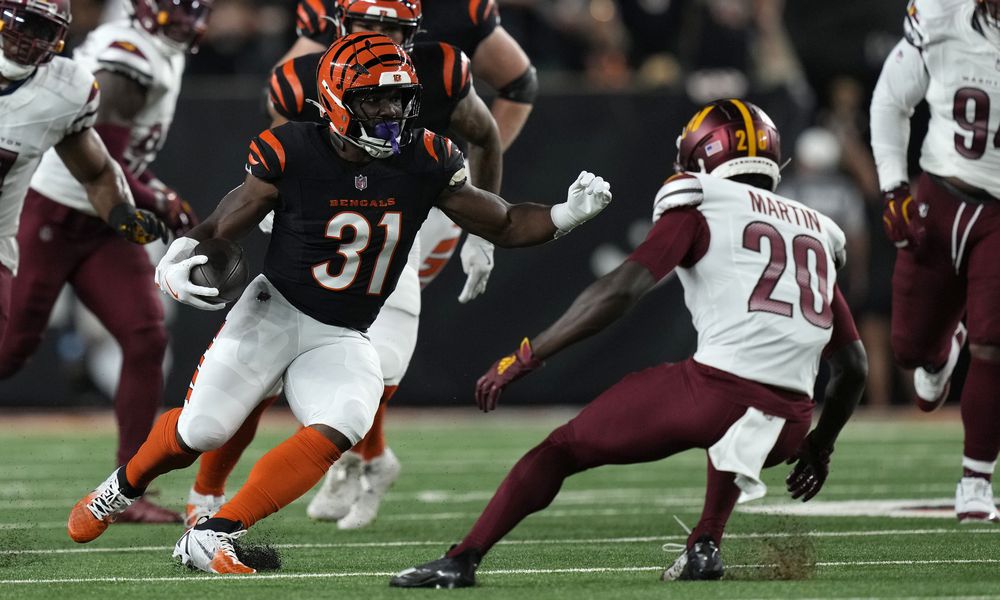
left=870, top=0, right=1000, bottom=522
left=0, top=0, right=212, bottom=523
left=184, top=0, right=504, bottom=531
left=391, top=99, right=868, bottom=588
left=0, top=0, right=164, bottom=340
left=68, top=33, right=611, bottom=574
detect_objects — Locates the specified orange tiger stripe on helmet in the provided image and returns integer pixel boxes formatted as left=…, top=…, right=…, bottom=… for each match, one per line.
left=259, top=130, right=286, bottom=171
left=282, top=60, right=305, bottom=113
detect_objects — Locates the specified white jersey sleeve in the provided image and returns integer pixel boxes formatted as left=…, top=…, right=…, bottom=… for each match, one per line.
left=651, top=173, right=704, bottom=221
left=870, top=38, right=929, bottom=190
left=0, top=57, right=102, bottom=273
left=677, top=174, right=846, bottom=396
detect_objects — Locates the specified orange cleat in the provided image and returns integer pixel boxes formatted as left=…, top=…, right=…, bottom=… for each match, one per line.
left=68, top=468, right=137, bottom=543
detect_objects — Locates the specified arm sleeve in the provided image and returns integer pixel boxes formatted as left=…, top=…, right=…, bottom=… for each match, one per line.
left=626, top=206, right=710, bottom=280
left=869, top=38, right=929, bottom=190
left=269, top=54, right=320, bottom=122
left=65, top=78, right=101, bottom=136
left=822, top=285, right=861, bottom=357
left=246, top=129, right=287, bottom=182
left=95, top=39, right=155, bottom=88
left=296, top=0, right=339, bottom=46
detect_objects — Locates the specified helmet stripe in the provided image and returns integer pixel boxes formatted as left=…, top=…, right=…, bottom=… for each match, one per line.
left=686, top=105, right=714, bottom=135
left=729, top=99, right=757, bottom=157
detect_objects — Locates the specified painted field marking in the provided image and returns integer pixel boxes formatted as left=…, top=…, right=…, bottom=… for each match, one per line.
left=3, top=558, right=1000, bottom=585
left=2, top=528, right=997, bottom=555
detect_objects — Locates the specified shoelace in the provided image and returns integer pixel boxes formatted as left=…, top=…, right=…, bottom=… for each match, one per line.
left=213, top=529, right=247, bottom=561
left=87, top=480, right=133, bottom=521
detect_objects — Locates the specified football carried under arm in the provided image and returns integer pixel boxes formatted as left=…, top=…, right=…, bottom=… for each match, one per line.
left=154, top=173, right=279, bottom=310
left=437, top=170, right=611, bottom=247
left=54, top=128, right=166, bottom=245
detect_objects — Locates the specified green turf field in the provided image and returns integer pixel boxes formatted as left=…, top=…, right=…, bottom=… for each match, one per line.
left=1, top=410, right=998, bottom=599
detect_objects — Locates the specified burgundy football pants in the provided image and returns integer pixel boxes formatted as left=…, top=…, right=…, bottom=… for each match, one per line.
left=0, top=191, right=167, bottom=466
left=891, top=173, right=1000, bottom=463
left=449, top=359, right=810, bottom=557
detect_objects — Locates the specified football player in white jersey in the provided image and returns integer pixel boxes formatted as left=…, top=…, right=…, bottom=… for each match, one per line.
left=0, top=0, right=164, bottom=337
left=870, top=0, right=1000, bottom=522
left=0, top=0, right=211, bottom=523
left=391, top=99, right=868, bottom=588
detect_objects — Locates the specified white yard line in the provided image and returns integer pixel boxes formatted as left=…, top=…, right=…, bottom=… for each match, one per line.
left=2, top=528, right=997, bottom=555
left=2, top=559, right=999, bottom=585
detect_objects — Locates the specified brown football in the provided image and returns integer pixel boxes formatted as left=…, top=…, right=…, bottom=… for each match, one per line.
left=188, top=238, right=249, bottom=305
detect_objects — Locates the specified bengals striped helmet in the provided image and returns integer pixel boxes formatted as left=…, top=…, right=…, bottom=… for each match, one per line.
left=675, top=99, right=782, bottom=191
left=316, top=32, right=421, bottom=158
left=339, top=0, right=422, bottom=51
left=0, top=0, right=69, bottom=79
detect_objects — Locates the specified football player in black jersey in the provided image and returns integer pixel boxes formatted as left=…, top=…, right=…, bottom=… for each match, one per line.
left=290, top=0, right=535, bottom=150
left=69, top=34, right=611, bottom=575
left=179, top=0, right=505, bottom=531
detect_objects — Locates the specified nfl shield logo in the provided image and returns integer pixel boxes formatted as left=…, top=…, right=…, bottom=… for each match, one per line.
left=355, top=174, right=368, bottom=190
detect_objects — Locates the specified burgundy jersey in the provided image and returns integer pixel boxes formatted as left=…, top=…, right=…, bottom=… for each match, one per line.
left=296, top=0, right=497, bottom=58
left=247, top=122, right=466, bottom=331
left=270, top=41, right=471, bottom=136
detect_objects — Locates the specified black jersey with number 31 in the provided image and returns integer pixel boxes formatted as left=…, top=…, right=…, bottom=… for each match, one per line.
left=246, top=122, right=466, bottom=331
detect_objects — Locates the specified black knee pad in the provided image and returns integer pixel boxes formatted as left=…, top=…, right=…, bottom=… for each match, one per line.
left=497, top=66, right=537, bottom=104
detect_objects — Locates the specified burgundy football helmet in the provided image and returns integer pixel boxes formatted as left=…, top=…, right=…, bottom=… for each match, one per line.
left=674, top=98, right=782, bottom=191
left=0, top=0, right=69, bottom=78
left=130, top=0, right=213, bottom=53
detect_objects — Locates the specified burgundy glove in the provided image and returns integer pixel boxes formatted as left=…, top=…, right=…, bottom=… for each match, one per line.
left=475, top=338, right=543, bottom=412
left=154, top=183, right=199, bottom=237
left=881, top=183, right=926, bottom=249
left=785, top=432, right=833, bottom=502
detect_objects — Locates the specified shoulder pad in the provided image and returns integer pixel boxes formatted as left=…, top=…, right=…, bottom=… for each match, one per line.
left=93, top=28, right=157, bottom=87
left=652, top=173, right=704, bottom=222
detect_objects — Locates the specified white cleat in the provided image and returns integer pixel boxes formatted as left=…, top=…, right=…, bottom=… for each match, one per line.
left=956, top=477, right=999, bottom=523
left=913, top=323, right=967, bottom=412
left=307, top=450, right=363, bottom=521
left=173, top=525, right=256, bottom=574
left=338, top=448, right=401, bottom=530
left=185, top=488, right=226, bottom=529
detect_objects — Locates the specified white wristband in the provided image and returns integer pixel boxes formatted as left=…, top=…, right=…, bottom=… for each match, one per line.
left=550, top=202, right=575, bottom=235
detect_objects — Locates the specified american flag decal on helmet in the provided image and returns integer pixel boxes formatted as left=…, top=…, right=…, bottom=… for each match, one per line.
left=355, top=174, right=368, bottom=190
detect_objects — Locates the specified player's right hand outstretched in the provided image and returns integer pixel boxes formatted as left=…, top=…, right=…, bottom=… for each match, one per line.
left=154, top=237, right=225, bottom=311
left=550, top=171, right=612, bottom=237
left=475, top=338, right=543, bottom=412
left=881, top=183, right=926, bottom=249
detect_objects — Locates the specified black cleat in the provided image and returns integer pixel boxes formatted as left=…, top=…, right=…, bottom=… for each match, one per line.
left=389, top=546, right=481, bottom=588
left=661, top=535, right=724, bottom=581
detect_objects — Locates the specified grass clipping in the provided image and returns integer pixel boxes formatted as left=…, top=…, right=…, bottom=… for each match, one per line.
left=731, top=517, right=817, bottom=581
left=234, top=537, right=283, bottom=571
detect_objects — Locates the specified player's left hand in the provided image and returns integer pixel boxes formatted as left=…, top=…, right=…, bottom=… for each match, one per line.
left=109, top=203, right=168, bottom=245
left=550, top=171, right=612, bottom=237
left=881, top=183, right=926, bottom=249
left=785, top=432, right=832, bottom=502
left=475, top=338, right=543, bottom=412
left=458, top=234, right=494, bottom=303
left=152, top=181, right=199, bottom=237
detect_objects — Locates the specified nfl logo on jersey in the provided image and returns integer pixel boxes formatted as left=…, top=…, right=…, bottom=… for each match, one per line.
left=355, top=174, right=368, bottom=190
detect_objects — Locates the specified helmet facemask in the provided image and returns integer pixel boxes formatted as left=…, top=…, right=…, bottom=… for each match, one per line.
left=341, top=83, right=420, bottom=158
left=0, top=2, right=67, bottom=80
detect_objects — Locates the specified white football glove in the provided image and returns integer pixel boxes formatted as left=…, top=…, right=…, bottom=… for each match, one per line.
left=550, top=171, right=612, bottom=237
left=154, top=236, right=225, bottom=311
left=258, top=210, right=275, bottom=234
left=458, top=234, right=494, bottom=303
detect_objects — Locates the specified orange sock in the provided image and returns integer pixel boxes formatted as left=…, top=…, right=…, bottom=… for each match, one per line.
left=124, top=408, right=199, bottom=491
left=193, top=395, right=279, bottom=496
left=215, top=426, right=341, bottom=528
left=353, top=385, right=396, bottom=460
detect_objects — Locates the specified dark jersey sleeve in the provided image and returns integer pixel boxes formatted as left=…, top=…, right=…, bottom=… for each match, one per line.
left=626, top=207, right=710, bottom=280
left=418, top=129, right=467, bottom=195
left=269, top=53, right=323, bottom=123
left=246, top=129, right=287, bottom=182
left=822, top=286, right=861, bottom=357
left=419, top=0, right=499, bottom=57
left=296, top=0, right=340, bottom=46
